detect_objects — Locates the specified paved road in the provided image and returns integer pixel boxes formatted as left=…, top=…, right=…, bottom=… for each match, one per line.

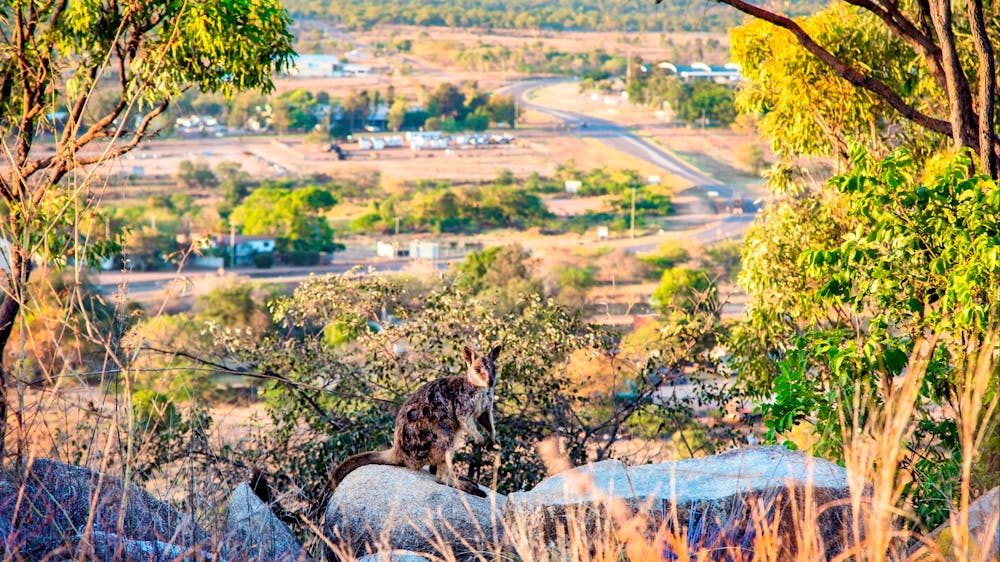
left=93, top=258, right=455, bottom=295
left=503, top=78, right=758, bottom=249
left=504, top=79, right=733, bottom=194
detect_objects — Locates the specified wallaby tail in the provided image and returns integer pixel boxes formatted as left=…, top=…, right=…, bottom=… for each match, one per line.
left=329, top=449, right=398, bottom=490
left=310, top=449, right=398, bottom=520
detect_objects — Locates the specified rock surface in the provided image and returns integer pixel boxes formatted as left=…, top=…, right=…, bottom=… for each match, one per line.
left=969, top=486, right=1000, bottom=554
left=86, top=530, right=216, bottom=560
left=0, top=458, right=210, bottom=559
left=917, top=486, right=1000, bottom=558
left=506, top=446, right=853, bottom=559
left=354, top=550, right=433, bottom=562
left=323, top=465, right=505, bottom=561
left=225, top=482, right=309, bottom=561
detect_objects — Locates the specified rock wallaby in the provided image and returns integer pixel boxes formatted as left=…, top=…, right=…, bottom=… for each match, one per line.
left=324, top=343, right=502, bottom=501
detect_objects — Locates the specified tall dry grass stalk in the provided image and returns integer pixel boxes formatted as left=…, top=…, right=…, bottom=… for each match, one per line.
left=946, top=329, right=999, bottom=562
left=417, top=331, right=997, bottom=562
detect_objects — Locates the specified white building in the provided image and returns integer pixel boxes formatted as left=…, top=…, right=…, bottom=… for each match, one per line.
left=214, top=234, right=276, bottom=266
left=288, top=55, right=373, bottom=78
left=409, top=241, right=439, bottom=260
left=657, top=62, right=742, bottom=82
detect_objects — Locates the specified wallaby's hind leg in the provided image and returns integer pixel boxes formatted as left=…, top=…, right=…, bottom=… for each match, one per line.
left=435, top=455, right=486, bottom=497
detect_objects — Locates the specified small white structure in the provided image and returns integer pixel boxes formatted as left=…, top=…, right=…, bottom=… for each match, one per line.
left=409, top=240, right=439, bottom=260
left=564, top=180, right=582, bottom=194
left=648, top=175, right=661, bottom=185
left=288, top=55, right=374, bottom=78
left=376, top=241, right=398, bottom=258
left=214, top=234, right=276, bottom=266
left=175, top=115, right=225, bottom=136
left=597, top=226, right=609, bottom=240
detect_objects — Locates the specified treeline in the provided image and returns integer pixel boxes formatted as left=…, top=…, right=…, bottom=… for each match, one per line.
left=163, top=81, right=517, bottom=136
left=351, top=179, right=552, bottom=234
left=407, top=40, right=626, bottom=77
left=350, top=166, right=673, bottom=235
left=382, top=82, right=517, bottom=134
left=110, top=164, right=355, bottom=270
left=284, top=0, right=825, bottom=33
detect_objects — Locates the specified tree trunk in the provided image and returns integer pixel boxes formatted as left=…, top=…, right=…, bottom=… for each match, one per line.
left=0, top=250, right=29, bottom=461
left=928, top=0, right=979, bottom=151
left=0, top=292, right=18, bottom=462
left=965, top=0, right=998, bottom=178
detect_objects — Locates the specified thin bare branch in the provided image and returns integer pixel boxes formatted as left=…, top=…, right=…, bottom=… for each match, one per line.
left=715, top=0, right=953, bottom=137
left=841, top=0, right=948, bottom=94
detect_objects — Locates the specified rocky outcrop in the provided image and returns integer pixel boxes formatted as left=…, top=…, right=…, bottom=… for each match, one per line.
left=505, top=446, right=854, bottom=559
left=225, top=482, right=308, bottom=561
left=354, top=551, right=432, bottom=562
left=322, top=465, right=505, bottom=561
left=85, top=530, right=217, bottom=560
left=0, top=458, right=210, bottom=559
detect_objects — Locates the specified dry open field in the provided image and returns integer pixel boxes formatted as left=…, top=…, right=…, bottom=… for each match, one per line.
left=96, top=126, right=679, bottom=189
left=354, top=25, right=732, bottom=64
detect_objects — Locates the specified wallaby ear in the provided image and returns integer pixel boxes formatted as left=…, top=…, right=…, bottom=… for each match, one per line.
left=488, top=344, right=502, bottom=362
left=463, top=345, right=476, bottom=365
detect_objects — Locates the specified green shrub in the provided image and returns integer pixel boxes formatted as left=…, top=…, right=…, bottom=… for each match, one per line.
left=132, top=389, right=181, bottom=435
left=651, top=267, right=716, bottom=315
left=284, top=250, right=321, bottom=266
left=252, top=252, right=274, bottom=269
left=639, top=242, right=690, bottom=278
left=557, top=266, right=598, bottom=292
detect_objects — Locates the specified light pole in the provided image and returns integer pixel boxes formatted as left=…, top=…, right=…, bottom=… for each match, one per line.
left=630, top=186, right=636, bottom=239
left=229, top=223, right=236, bottom=268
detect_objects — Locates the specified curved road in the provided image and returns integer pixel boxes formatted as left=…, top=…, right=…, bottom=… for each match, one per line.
left=506, top=80, right=725, bottom=189
left=505, top=79, right=757, bottom=247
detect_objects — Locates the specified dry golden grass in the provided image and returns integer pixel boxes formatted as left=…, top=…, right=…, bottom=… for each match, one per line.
left=306, top=332, right=1000, bottom=562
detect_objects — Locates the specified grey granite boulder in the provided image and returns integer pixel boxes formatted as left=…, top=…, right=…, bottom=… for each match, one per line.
left=354, top=550, right=432, bottom=562
left=914, top=486, right=999, bottom=559
left=0, top=458, right=210, bottom=559
left=505, top=446, right=854, bottom=559
left=85, top=530, right=218, bottom=561
left=225, top=482, right=308, bottom=561
left=966, top=486, right=1000, bottom=556
left=322, top=465, right=505, bottom=561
